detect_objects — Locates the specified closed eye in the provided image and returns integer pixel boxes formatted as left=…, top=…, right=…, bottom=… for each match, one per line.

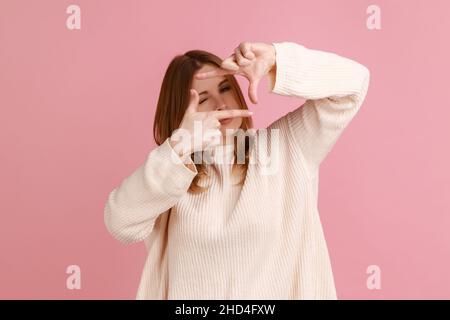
left=199, top=86, right=231, bottom=104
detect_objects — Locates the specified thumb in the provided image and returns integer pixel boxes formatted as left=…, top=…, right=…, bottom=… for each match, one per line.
left=248, top=78, right=260, bottom=104
left=187, top=89, right=199, bottom=112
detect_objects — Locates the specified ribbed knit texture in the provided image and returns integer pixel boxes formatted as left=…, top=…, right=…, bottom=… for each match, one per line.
left=104, top=41, right=370, bottom=300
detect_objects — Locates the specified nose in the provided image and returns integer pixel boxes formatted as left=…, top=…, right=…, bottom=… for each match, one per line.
left=216, top=104, right=227, bottom=112
left=215, top=97, right=227, bottom=111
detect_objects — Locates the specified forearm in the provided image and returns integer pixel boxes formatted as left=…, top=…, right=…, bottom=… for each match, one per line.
left=104, top=138, right=198, bottom=244
left=268, top=42, right=370, bottom=102
left=266, top=41, right=370, bottom=176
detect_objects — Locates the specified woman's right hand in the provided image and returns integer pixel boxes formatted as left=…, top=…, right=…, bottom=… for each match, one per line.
left=169, top=89, right=253, bottom=161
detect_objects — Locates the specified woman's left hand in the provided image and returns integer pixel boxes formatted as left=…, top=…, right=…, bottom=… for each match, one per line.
left=194, top=42, right=276, bottom=104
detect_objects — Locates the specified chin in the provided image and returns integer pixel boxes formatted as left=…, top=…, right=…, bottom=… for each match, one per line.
left=220, top=119, right=241, bottom=136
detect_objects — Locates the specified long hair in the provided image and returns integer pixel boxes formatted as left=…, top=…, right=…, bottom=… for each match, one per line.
left=153, top=49, right=254, bottom=194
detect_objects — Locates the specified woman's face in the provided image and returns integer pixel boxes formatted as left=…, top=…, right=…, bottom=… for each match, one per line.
left=192, top=64, right=244, bottom=139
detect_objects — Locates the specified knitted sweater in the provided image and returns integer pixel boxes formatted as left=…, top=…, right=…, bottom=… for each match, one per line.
left=104, top=41, right=370, bottom=299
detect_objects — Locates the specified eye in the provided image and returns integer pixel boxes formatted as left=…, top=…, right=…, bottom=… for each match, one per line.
left=199, top=86, right=231, bottom=104
left=220, top=85, right=231, bottom=92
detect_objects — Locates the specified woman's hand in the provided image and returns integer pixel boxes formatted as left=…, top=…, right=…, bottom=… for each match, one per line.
left=169, top=89, right=253, bottom=160
left=195, top=42, right=276, bottom=104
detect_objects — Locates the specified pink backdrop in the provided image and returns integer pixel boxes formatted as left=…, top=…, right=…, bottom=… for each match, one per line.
left=1, top=0, right=449, bottom=299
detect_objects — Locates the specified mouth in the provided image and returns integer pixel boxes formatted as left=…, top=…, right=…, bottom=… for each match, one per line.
left=219, top=118, right=233, bottom=125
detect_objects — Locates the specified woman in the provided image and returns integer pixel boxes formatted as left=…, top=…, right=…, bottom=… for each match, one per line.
left=104, top=41, right=370, bottom=299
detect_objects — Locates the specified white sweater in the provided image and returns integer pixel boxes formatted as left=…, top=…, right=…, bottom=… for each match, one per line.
left=104, top=41, right=370, bottom=299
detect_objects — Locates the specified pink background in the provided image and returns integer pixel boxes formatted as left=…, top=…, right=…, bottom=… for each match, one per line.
left=1, top=0, right=449, bottom=299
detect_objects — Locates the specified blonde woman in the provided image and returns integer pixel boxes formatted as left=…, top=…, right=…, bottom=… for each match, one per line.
left=104, top=41, right=370, bottom=299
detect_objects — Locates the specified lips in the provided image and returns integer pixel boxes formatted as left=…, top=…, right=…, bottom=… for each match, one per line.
left=219, top=118, right=232, bottom=125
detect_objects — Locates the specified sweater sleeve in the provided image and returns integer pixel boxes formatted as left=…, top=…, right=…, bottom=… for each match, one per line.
left=266, top=42, right=370, bottom=177
left=104, top=137, right=198, bottom=244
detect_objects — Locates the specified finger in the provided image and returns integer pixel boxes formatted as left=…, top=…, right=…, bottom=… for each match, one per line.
left=221, top=54, right=240, bottom=71
left=195, top=67, right=235, bottom=80
left=234, top=47, right=251, bottom=66
left=239, top=42, right=255, bottom=60
left=212, top=109, right=253, bottom=120
left=204, top=128, right=222, bottom=148
left=204, top=128, right=222, bottom=139
left=248, top=78, right=260, bottom=104
left=205, top=117, right=221, bottom=128
left=187, top=89, right=199, bottom=112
